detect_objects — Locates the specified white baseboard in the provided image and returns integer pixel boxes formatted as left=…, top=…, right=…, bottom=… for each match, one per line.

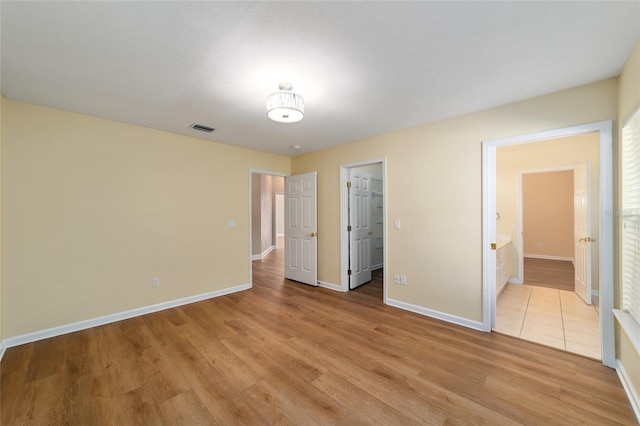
left=251, top=245, right=276, bottom=261
left=318, top=281, right=342, bottom=292
left=371, top=264, right=384, bottom=271
left=592, top=290, right=600, bottom=297
left=386, top=298, right=485, bottom=332
left=617, top=358, right=640, bottom=424
left=0, top=342, right=6, bottom=362
left=524, top=254, right=573, bottom=262
left=1, top=283, right=251, bottom=351
left=508, top=278, right=523, bottom=284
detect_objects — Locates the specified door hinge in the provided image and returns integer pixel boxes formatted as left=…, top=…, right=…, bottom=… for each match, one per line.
left=347, top=181, right=352, bottom=188
left=347, top=225, right=352, bottom=232
left=348, top=269, right=352, bottom=276
left=491, top=243, right=497, bottom=250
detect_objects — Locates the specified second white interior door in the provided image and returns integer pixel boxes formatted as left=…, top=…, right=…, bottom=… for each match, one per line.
left=349, top=169, right=372, bottom=289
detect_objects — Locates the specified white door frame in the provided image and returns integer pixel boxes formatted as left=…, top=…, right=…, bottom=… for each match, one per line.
left=340, top=158, right=387, bottom=300
left=248, top=169, right=289, bottom=288
left=482, top=121, right=614, bottom=368
left=516, top=165, right=581, bottom=284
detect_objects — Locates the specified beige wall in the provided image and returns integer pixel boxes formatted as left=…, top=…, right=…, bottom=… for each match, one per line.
left=0, top=96, right=3, bottom=345
left=292, top=77, right=617, bottom=322
left=617, top=41, right=640, bottom=410
left=2, top=99, right=290, bottom=338
left=260, top=175, right=273, bottom=253
left=523, top=171, right=574, bottom=258
left=497, top=133, right=600, bottom=286
left=251, top=174, right=262, bottom=255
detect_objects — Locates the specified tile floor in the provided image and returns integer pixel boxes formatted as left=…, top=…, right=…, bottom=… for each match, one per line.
left=495, top=284, right=601, bottom=359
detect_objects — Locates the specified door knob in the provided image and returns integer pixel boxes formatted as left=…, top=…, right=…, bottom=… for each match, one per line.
left=307, top=232, right=317, bottom=237
left=579, top=237, right=597, bottom=243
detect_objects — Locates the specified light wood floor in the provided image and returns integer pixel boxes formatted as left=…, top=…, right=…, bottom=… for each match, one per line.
left=524, top=257, right=574, bottom=292
left=1, top=248, right=636, bottom=425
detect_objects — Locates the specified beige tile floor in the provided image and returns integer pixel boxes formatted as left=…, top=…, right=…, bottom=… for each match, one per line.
left=495, top=284, right=601, bottom=359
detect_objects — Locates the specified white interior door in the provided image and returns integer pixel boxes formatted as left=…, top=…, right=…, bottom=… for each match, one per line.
left=284, top=172, right=318, bottom=286
left=574, top=163, right=592, bottom=304
left=349, top=170, right=372, bottom=289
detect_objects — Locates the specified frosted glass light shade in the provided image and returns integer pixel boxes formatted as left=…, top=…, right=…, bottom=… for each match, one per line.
left=267, top=91, right=304, bottom=123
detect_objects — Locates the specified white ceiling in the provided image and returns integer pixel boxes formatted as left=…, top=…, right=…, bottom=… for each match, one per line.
left=2, top=1, right=639, bottom=157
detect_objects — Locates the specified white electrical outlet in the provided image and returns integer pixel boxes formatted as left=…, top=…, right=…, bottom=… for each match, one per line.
left=152, top=277, right=160, bottom=287
left=394, top=274, right=401, bottom=284
left=400, top=275, right=407, bottom=285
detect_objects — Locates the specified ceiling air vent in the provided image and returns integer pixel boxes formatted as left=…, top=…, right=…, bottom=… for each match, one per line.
left=190, top=123, right=215, bottom=133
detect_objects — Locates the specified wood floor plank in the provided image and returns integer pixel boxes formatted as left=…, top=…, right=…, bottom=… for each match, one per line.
left=157, top=389, right=217, bottom=426
left=239, top=379, right=321, bottom=425
left=0, top=246, right=636, bottom=424
left=524, top=257, right=574, bottom=291
left=111, top=385, right=164, bottom=426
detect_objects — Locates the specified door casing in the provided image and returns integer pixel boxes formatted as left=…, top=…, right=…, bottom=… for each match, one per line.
left=340, top=158, right=387, bottom=298
left=482, top=121, right=614, bottom=368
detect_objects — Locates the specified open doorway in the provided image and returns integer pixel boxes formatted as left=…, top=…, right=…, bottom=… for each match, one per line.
left=495, top=162, right=601, bottom=359
left=482, top=121, right=614, bottom=367
left=340, top=159, right=386, bottom=300
left=249, top=170, right=287, bottom=288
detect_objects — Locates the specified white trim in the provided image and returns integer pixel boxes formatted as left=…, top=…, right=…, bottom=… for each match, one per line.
left=0, top=343, right=6, bottom=362
left=508, top=278, right=524, bottom=284
left=616, top=357, right=640, bottom=424
left=592, top=290, right=600, bottom=297
left=248, top=169, right=289, bottom=288
left=482, top=120, right=615, bottom=368
left=251, top=245, right=276, bottom=261
left=387, top=298, right=484, bottom=331
left=614, top=309, right=640, bottom=357
left=318, top=281, right=343, bottom=292
left=340, top=158, right=388, bottom=303
left=2, top=283, right=250, bottom=350
left=524, top=254, right=574, bottom=262
left=371, top=264, right=384, bottom=271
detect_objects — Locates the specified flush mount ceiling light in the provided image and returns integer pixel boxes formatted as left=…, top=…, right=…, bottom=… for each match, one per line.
left=267, top=82, right=304, bottom=123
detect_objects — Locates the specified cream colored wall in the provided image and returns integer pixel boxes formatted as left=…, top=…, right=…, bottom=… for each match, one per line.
left=292, top=77, right=617, bottom=322
left=2, top=99, right=290, bottom=339
left=251, top=174, right=262, bottom=255
left=617, top=41, right=640, bottom=410
left=260, top=175, right=273, bottom=253
left=497, top=133, right=600, bottom=288
left=523, top=171, right=574, bottom=258
left=0, top=96, right=3, bottom=346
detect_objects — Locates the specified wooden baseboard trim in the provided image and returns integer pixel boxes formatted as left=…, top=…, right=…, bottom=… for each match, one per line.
left=617, top=358, right=640, bottom=424
left=386, top=298, right=485, bottom=332
left=524, top=254, right=573, bottom=262
left=1, top=283, right=251, bottom=351
left=318, top=281, right=342, bottom=292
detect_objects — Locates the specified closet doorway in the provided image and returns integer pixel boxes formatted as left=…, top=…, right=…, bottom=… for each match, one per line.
left=340, top=159, right=386, bottom=300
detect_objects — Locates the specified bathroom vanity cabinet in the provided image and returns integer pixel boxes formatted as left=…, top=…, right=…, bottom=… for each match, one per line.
left=496, top=238, right=512, bottom=296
